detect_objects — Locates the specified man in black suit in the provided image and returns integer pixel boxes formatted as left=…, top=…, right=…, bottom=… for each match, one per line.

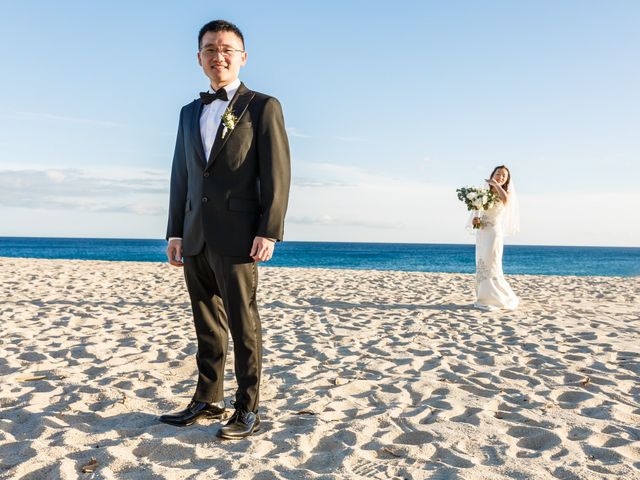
left=160, top=19, right=290, bottom=440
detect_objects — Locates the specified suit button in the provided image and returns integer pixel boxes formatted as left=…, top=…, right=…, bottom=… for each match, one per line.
left=203, top=172, right=210, bottom=178
left=201, top=197, right=208, bottom=203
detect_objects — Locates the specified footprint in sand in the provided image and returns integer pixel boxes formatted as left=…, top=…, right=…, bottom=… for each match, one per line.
left=132, top=439, right=196, bottom=465
left=393, top=430, right=434, bottom=446
left=479, top=444, right=507, bottom=466
left=566, top=426, right=593, bottom=441
left=349, top=457, right=391, bottom=479
left=552, top=466, right=584, bottom=480
left=506, top=425, right=561, bottom=452
left=581, top=444, right=624, bottom=466
left=450, top=406, right=482, bottom=426
left=556, top=390, right=594, bottom=405
left=432, top=446, right=475, bottom=469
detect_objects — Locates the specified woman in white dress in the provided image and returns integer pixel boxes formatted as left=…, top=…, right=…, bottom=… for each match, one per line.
left=472, top=165, right=520, bottom=311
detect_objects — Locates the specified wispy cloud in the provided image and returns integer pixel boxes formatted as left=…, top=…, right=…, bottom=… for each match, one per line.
left=292, top=176, right=356, bottom=188
left=335, top=136, right=368, bottom=142
left=286, top=127, right=311, bottom=139
left=15, top=111, right=126, bottom=128
left=288, top=214, right=401, bottom=229
left=294, top=162, right=405, bottom=188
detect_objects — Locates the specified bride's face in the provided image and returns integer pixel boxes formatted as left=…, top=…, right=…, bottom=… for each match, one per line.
left=492, top=168, right=509, bottom=186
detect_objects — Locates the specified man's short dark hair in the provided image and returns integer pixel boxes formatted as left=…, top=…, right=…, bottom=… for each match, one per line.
left=198, top=20, right=245, bottom=50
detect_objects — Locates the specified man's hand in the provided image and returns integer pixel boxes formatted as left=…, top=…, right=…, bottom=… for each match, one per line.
left=250, top=236, right=275, bottom=262
left=167, top=238, right=184, bottom=267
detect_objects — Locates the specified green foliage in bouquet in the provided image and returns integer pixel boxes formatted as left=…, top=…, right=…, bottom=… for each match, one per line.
left=456, top=187, right=500, bottom=212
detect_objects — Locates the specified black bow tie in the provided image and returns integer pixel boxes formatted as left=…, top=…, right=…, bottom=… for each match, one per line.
left=200, top=89, right=228, bottom=104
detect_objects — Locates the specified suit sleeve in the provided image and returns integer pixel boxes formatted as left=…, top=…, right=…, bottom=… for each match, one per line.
left=166, top=106, right=188, bottom=240
left=256, top=97, right=291, bottom=241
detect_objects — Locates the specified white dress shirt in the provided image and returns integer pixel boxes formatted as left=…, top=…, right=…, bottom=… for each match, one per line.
left=200, top=78, right=241, bottom=160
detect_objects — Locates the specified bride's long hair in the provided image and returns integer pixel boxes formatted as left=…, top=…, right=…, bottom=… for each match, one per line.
left=489, top=165, right=511, bottom=192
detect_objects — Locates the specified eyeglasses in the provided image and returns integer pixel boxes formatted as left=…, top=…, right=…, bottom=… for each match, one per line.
left=200, top=47, right=244, bottom=58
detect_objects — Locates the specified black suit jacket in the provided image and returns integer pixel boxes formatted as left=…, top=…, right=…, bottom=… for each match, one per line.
left=166, top=83, right=291, bottom=257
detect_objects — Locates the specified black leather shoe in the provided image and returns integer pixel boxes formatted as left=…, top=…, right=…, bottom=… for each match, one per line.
left=159, top=400, right=226, bottom=427
left=217, top=405, right=261, bottom=439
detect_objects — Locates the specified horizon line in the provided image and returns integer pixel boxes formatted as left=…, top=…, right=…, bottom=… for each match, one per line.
left=0, top=235, right=637, bottom=250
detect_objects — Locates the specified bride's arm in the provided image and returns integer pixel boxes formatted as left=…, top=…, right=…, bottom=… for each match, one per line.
left=487, top=179, right=510, bottom=204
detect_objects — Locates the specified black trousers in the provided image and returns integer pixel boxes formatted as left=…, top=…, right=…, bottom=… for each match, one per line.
left=183, top=246, right=261, bottom=412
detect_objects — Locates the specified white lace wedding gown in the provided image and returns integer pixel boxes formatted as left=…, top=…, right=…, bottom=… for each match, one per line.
left=474, top=202, right=519, bottom=311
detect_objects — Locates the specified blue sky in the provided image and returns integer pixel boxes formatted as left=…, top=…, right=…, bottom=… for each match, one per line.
left=0, top=0, right=638, bottom=246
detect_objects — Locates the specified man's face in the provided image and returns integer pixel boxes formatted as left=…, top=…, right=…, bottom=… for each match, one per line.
left=198, top=30, right=247, bottom=89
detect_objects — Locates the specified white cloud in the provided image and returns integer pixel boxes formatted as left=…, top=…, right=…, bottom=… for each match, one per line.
left=0, top=168, right=168, bottom=216
left=285, top=162, right=640, bottom=246
left=515, top=191, right=640, bottom=246
left=287, top=162, right=462, bottom=243
left=45, top=170, right=66, bottom=183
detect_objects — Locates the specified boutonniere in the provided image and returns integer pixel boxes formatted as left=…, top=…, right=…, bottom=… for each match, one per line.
left=221, top=107, right=238, bottom=139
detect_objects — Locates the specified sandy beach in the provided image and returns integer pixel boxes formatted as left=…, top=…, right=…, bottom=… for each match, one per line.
left=0, top=257, right=638, bottom=479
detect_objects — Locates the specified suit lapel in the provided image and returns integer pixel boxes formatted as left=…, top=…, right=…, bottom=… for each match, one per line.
left=205, top=83, right=255, bottom=170
left=191, top=99, right=206, bottom=166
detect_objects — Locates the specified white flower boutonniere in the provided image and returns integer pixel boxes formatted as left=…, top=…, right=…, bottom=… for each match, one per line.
left=221, top=107, right=238, bottom=139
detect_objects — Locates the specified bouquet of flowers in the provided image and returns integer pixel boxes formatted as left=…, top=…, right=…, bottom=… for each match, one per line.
left=456, top=186, right=500, bottom=229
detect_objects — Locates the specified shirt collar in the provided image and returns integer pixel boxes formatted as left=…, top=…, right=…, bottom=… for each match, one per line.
left=208, top=78, right=241, bottom=99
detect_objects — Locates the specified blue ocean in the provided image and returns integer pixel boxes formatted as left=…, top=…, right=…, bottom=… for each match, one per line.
left=0, top=237, right=638, bottom=277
